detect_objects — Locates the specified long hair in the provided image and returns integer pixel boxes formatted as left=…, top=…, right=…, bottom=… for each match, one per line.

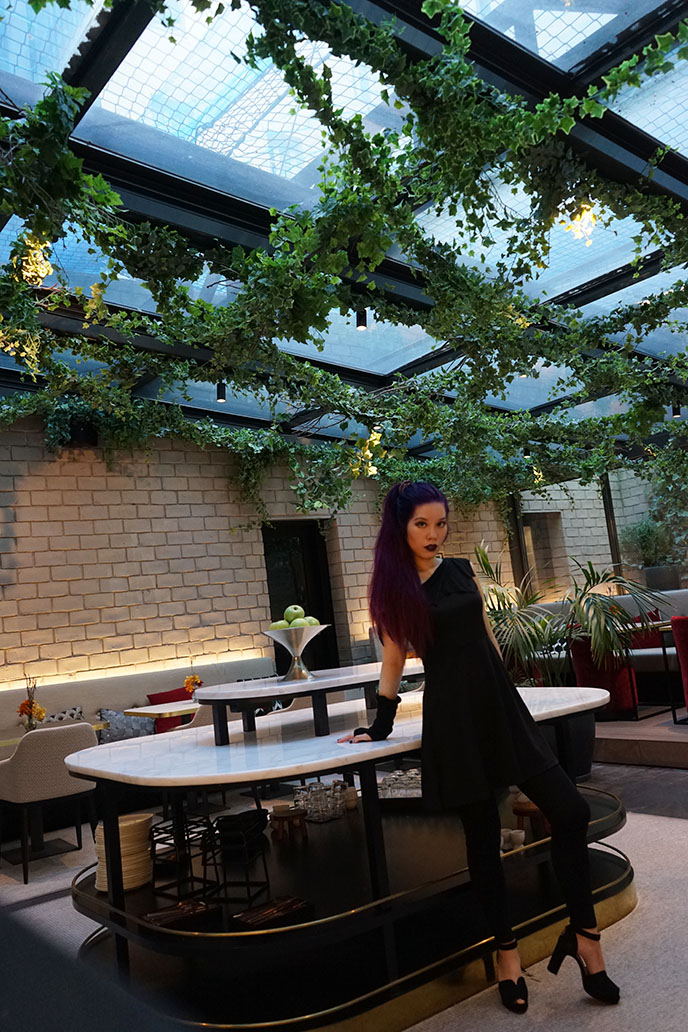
left=369, top=481, right=449, bottom=656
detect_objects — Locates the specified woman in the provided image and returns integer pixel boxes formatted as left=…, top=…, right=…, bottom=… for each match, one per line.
left=338, top=481, right=619, bottom=1013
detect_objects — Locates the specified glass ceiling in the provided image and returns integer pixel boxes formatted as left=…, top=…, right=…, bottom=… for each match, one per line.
left=0, top=216, right=239, bottom=314
left=484, top=359, right=575, bottom=411
left=609, top=44, right=688, bottom=159
left=417, top=182, right=658, bottom=301
left=1, top=0, right=687, bottom=428
left=0, top=0, right=105, bottom=84
left=73, top=0, right=400, bottom=207
left=280, top=313, right=438, bottom=376
left=579, top=268, right=688, bottom=359
left=460, top=1, right=663, bottom=73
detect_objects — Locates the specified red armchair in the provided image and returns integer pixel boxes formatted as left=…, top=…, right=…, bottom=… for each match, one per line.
left=671, top=616, right=688, bottom=716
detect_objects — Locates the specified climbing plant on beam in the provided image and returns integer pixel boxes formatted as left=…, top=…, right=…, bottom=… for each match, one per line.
left=1, top=0, right=688, bottom=520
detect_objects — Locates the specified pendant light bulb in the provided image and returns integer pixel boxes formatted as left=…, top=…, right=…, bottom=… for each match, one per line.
left=216, top=382, right=226, bottom=403
left=356, top=309, right=367, bottom=331
left=672, top=403, right=681, bottom=418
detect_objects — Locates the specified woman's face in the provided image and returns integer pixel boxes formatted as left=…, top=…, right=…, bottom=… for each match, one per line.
left=406, top=501, right=448, bottom=563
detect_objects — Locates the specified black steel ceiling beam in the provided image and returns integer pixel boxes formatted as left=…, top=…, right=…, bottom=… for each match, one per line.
left=169, top=403, right=273, bottom=432
left=37, top=305, right=206, bottom=363
left=547, top=249, right=667, bottom=310
left=74, top=142, right=276, bottom=249
left=34, top=296, right=389, bottom=389
left=280, top=408, right=330, bottom=432
left=71, top=143, right=434, bottom=310
left=394, top=342, right=466, bottom=379
left=62, top=0, right=156, bottom=124
left=569, top=1, right=688, bottom=87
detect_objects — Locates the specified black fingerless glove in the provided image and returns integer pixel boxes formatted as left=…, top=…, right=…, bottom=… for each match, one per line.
left=354, top=693, right=400, bottom=741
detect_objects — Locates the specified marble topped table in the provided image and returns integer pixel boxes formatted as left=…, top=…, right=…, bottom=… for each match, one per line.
left=193, top=658, right=425, bottom=744
left=66, top=686, right=608, bottom=788
left=65, top=686, right=608, bottom=976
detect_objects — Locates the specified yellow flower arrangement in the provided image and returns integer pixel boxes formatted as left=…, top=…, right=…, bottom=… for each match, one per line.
left=18, top=677, right=46, bottom=730
left=183, top=674, right=203, bottom=695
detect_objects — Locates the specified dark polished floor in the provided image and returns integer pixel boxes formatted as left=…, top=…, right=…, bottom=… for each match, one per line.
left=587, top=762, right=688, bottom=819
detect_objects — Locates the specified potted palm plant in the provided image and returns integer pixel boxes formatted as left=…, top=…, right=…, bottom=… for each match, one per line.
left=552, top=560, right=665, bottom=719
left=473, top=544, right=563, bottom=687
left=474, top=544, right=595, bottom=777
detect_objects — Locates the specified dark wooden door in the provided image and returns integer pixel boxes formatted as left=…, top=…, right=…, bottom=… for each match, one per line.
left=261, top=521, right=339, bottom=675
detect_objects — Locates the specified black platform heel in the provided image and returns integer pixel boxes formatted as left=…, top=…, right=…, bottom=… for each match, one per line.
left=496, top=940, right=528, bottom=1014
left=547, top=926, right=620, bottom=1004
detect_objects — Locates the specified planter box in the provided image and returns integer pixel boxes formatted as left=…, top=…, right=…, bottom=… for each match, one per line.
left=644, top=565, right=681, bottom=591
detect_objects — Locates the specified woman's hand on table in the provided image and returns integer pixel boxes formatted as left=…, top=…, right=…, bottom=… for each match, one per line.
left=337, top=731, right=372, bottom=744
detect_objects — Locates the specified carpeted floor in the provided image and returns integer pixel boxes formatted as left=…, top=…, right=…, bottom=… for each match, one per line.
left=408, top=810, right=685, bottom=1031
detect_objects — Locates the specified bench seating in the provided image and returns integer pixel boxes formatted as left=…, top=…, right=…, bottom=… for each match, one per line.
left=539, top=588, right=688, bottom=676
left=0, top=656, right=276, bottom=759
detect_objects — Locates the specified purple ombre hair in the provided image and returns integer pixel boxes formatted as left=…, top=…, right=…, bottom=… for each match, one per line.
left=369, top=481, right=448, bottom=656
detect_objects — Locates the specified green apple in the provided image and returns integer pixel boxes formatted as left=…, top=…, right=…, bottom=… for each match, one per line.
left=283, top=604, right=305, bottom=623
left=289, top=617, right=308, bottom=628
left=269, top=620, right=290, bottom=630
left=304, top=616, right=320, bottom=626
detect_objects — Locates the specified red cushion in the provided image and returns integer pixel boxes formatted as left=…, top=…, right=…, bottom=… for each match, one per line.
left=146, top=686, right=190, bottom=733
left=630, top=609, right=661, bottom=649
left=671, top=616, right=688, bottom=711
left=570, top=639, right=637, bottom=716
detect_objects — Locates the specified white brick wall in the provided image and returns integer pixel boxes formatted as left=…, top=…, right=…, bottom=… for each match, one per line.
left=607, top=470, right=651, bottom=530
left=0, top=418, right=516, bottom=687
left=521, top=480, right=613, bottom=585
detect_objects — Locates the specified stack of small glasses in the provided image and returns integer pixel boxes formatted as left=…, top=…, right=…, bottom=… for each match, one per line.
left=378, top=768, right=422, bottom=798
left=293, top=780, right=347, bottom=821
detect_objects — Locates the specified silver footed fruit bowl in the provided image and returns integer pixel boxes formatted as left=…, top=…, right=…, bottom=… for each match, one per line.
left=263, top=624, right=329, bottom=681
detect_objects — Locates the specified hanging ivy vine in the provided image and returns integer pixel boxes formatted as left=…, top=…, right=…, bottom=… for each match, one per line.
left=1, top=0, right=688, bottom=522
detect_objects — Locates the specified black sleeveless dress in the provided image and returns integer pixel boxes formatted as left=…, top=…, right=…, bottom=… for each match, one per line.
left=420, top=557, right=557, bottom=810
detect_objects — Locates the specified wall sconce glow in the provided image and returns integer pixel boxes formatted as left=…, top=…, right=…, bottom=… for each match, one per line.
left=561, top=203, right=597, bottom=247
left=216, top=382, right=226, bottom=403
left=356, top=309, right=367, bottom=331
left=672, top=404, right=681, bottom=418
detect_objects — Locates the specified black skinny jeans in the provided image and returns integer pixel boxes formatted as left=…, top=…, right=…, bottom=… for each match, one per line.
left=457, top=763, right=595, bottom=943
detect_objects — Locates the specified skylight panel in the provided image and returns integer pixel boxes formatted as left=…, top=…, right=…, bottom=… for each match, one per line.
left=484, top=359, right=576, bottom=411
left=579, top=269, right=688, bottom=360
left=279, top=311, right=437, bottom=375
left=609, top=54, right=688, bottom=159
left=533, top=9, right=615, bottom=65
left=81, top=0, right=385, bottom=186
left=459, top=1, right=662, bottom=72
left=579, top=269, right=688, bottom=318
left=419, top=185, right=657, bottom=301
left=0, top=0, right=105, bottom=85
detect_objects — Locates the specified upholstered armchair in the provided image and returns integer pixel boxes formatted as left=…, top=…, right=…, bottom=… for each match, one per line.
left=671, top=616, right=688, bottom=722
left=0, top=723, right=98, bottom=883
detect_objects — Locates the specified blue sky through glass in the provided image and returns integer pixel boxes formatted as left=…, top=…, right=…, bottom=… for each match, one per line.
left=609, top=49, right=688, bottom=160
left=418, top=181, right=657, bottom=301
left=77, top=0, right=392, bottom=191
left=459, top=1, right=662, bottom=72
left=0, top=0, right=105, bottom=84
